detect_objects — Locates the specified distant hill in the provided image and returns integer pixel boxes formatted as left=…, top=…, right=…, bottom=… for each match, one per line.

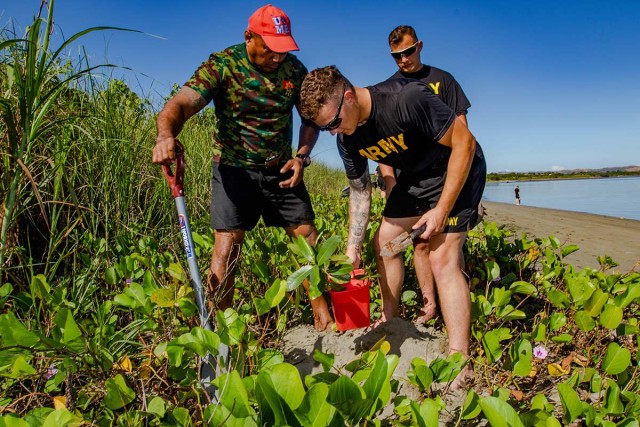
left=558, top=165, right=640, bottom=174
left=487, top=166, right=640, bottom=182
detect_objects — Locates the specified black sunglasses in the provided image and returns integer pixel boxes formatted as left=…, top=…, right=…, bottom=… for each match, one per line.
left=390, top=41, right=419, bottom=60
left=318, top=84, right=347, bottom=131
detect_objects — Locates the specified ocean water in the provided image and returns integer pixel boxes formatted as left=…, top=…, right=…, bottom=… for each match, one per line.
left=482, top=177, right=640, bottom=221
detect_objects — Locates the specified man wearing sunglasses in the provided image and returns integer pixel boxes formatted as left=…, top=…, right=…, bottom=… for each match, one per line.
left=380, top=25, right=473, bottom=325
left=299, top=65, right=486, bottom=388
left=152, top=5, right=334, bottom=331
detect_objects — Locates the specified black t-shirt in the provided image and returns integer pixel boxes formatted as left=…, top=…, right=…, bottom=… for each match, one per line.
left=389, top=65, right=470, bottom=116
left=338, top=79, right=456, bottom=179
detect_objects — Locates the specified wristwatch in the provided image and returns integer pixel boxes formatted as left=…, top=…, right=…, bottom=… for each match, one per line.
left=295, top=153, right=311, bottom=167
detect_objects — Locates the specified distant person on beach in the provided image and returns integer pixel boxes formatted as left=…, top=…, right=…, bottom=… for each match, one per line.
left=515, top=185, right=521, bottom=205
left=383, top=25, right=473, bottom=324
left=299, top=65, right=487, bottom=388
left=152, top=5, right=333, bottom=331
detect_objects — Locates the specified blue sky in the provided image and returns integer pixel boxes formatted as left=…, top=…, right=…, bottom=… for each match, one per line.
left=3, top=0, right=639, bottom=173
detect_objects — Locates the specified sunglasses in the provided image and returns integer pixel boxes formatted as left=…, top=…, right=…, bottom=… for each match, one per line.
left=390, top=41, right=419, bottom=60
left=319, top=84, right=347, bottom=131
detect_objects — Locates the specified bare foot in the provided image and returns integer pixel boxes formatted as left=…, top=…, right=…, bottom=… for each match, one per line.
left=414, top=302, right=437, bottom=324
left=311, top=296, right=334, bottom=331
left=449, top=363, right=473, bottom=391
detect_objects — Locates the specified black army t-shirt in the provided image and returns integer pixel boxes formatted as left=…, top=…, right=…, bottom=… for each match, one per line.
left=338, top=79, right=456, bottom=180
left=389, top=65, right=470, bottom=116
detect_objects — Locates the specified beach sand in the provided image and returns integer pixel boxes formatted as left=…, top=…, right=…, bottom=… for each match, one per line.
left=483, top=201, right=640, bottom=273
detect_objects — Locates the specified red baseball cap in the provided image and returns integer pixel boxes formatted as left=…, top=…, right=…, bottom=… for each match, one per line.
left=248, top=4, right=299, bottom=53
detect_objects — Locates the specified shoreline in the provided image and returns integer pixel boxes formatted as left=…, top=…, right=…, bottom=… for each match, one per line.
left=482, top=201, right=640, bottom=273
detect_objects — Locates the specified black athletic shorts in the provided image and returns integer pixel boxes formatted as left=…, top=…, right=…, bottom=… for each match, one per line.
left=210, top=162, right=315, bottom=230
left=384, top=144, right=486, bottom=233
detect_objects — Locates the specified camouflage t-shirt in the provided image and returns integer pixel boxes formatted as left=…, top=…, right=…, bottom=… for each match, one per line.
left=185, top=43, right=307, bottom=168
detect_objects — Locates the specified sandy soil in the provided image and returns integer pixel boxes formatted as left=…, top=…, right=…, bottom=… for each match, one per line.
left=483, top=201, right=640, bottom=273
left=281, top=202, right=639, bottom=423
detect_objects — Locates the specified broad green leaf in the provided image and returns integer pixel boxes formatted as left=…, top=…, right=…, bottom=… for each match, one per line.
left=313, top=349, right=335, bottom=373
left=253, top=297, right=271, bottom=316
left=0, top=313, right=41, bottom=348
left=575, top=310, right=596, bottom=331
left=286, top=265, right=313, bottom=292
left=216, top=308, right=246, bottom=346
left=53, top=308, right=84, bottom=352
left=295, top=235, right=315, bottom=263
left=258, top=363, right=305, bottom=412
left=8, top=356, right=36, bottom=379
left=557, top=383, right=584, bottom=424
left=215, top=370, right=255, bottom=419
left=599, top=305, right=623, bottom=329
left=430, top=353, right=465, bottom=383
left=561, top=244, right=580, bottom=258
left=316, top=235, right=342, bottom=266
left=547, top=290, right=570, bottom=309
left=265, top=279, right=287, bottom=308
left=167, top=263, right=187, bottom=282
left=603, top=380, right=624, bottom=415
left=584, top=289, right=609, bottom=317
left=150, top=288, right=175, bottom=307
left=489, top=287, right=511, bottom=308
left=566, top=276, right=594, bottom=303
left=461, top=390, right=482, bottom=420
left=104, top=374, right=135, bottom=410
left=550, top=333, right=573, bottom=343
left=146, top=397, right=166, bottom=418
left=411, top=398, right=440, bottom=427
left=407, top=358, right=433, bottom=392
left=327, top=376, right=366, bottom=422
left=602, top=342, right=630, bottom=375
left=41, top=409, right=83, bottom=427
left=104, top=266, right=119, bottom=285
left=482, top=330, right=504, bottom=364
left=0, top=415, right=30, bottom=426
left=479, top=396, right=524, bottom=427
left=613, top=283, right=640, bottom=309
left=509, top=281, right=537, bottom=296
left=294, top=383, right=336, bottom=427
left=29, top=274, right=51, bottom=302
left=548, top=313, right=567, bottom=331
left=486, top=261, right=501, bottom=282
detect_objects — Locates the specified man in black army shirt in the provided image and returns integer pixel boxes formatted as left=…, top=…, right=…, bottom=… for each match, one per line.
left=299, top=65, right=486, bottom=388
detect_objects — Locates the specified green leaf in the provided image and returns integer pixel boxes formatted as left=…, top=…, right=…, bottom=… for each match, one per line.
left=461, top=390, right=482, bottom=420
left=313, top=349, right=335, bottom=373
left=257, top=363, right=305, bottom=424
left=509, top=281, right=537, bottom=296
left=547, top=290, right=570, bottom=309
left=584, top=289, right=609, bottom=317
left=0, top=313, right=41, bottom=348
left=613, top=283, right=640, bottom=309
left=407, top=358, right=433, bottom=392
left=146, top=397, right=166, bottom=418
left=53, top=309, right=84, bottom=353
left=265, top=279, right=287, bottom=308
left=479, top=396, right=524, bottom=427
left=104, top=374, right=136, bottom=410
left=150, top=288, right=176, bottom=308
left=482, top=330, right=504, bottom=364
left=575, top=310, right=596, bottom=331
left=561, top=244, right=580, bottom=258
left=599, top=305, right=623, bottom=329
left=286, top=265, right=313, bottom=292
left=557, top=383, right=583, bottom=424
left=104, top=266, right=119, bottom=285
left=548, top=313, right=567, bottom=331
left=8, top=356, right=36, bottom=379
left=292, top=235, right=315, bottom=263
left=214, top=370, right=255, bottom=421
left=316, top=235, right=342, bottom=266
left=602, top=342, right=630, bottom=375
left=550, top=333, right=573, bottom=343
left=486, top=261, right=501, bottom=282
left=216, top=309, right=246, bottom=346
left=29, top=274, right=51, bottom=302
left=603, top=380, right=624, bottom=415
left=0, top=414, right=30, bottom=426
left=294, top=383, right=336, bottom=427
left=41, top=409, right=83, bottom=427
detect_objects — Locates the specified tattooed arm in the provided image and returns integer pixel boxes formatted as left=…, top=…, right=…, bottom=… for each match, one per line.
left=345, top=167, right=372, bottom=268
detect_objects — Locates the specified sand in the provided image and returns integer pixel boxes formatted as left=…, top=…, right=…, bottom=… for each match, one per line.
left=281, top=202, right=640, bottom=422
left=483, top=201, right=640, bottom=273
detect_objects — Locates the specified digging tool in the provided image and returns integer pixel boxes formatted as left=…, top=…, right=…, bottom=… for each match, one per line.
left=162, top=143, right=229, bottom=399
left=379, top=224, right=427, bottom=257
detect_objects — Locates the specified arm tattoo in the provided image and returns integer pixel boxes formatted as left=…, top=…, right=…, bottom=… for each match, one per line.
left=347, top=168, right=372, bottom=249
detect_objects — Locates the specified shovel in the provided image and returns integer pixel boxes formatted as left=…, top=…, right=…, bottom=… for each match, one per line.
left=162, top=142, right=229, bottom=400
left=379, top=224, right=427, bottom=257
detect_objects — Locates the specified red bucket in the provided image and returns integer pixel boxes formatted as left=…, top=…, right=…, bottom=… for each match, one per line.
left=329, top=269, right=371, bottom=331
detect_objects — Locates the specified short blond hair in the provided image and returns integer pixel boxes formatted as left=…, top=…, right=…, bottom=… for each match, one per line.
left=299, top=65, right=352, bottom=121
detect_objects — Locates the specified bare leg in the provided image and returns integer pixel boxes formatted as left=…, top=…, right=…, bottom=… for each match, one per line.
left=374, top=217, right=420, bottom=322
left=429, top=231, right=473, bottom=389
left=286, top=223, right=334, bottom=331
left=412, top=238, right=438, bottom=323
left=208, top=229, right=244, bottom=311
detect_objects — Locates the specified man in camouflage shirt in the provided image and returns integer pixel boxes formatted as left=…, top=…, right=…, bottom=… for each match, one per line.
left=152, top=4, right=333, bottom=331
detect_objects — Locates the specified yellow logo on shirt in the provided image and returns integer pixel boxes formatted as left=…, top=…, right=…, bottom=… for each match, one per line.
left=447, top=216, right=459, bottom=226
left=429, top=82, right=441, bottom=95
left=358, top=133, right=408, bottom=161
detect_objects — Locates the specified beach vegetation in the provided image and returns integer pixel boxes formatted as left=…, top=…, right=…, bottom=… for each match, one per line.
left=1, top=4, right=639, bottom=426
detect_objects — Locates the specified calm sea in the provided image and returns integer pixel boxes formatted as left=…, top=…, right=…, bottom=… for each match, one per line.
left=482, top=177, right=640, bottom=221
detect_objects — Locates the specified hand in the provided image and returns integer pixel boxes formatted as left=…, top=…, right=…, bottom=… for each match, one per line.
left=416, top=205, right=449, bottom=240
left=278, top=157, right=304, bottom=188
left=153, top=135, right=180, bottom=165
left=345, top=246, right=362, bottom=269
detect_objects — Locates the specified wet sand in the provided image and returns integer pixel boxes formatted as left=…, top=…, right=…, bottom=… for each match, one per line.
left=482, top=201, right=640, bottom=273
